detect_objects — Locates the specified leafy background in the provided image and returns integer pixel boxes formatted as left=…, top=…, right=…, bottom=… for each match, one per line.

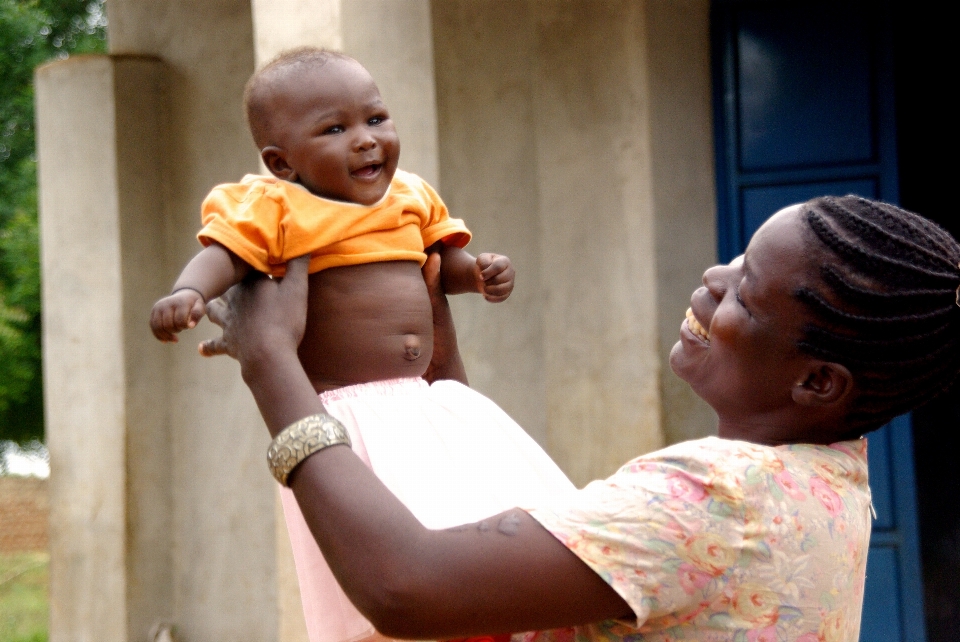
left=0, top=0, right=106, bottom=445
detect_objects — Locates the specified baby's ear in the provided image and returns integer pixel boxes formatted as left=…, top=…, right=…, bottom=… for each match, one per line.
left=261, top=146, right=296, bottom=181
left=791, top=362, right=854, bottom=408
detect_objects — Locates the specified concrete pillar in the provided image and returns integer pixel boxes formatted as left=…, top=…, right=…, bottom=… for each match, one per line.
left=36, top=54, right=171, bottom=642
left=106, top=2, right=283, bottom=640
left=646, top=0, right=718, bottom=445
left=432, top=0, right=718, bottom=486
left=342, top=0, right=440, bottom=187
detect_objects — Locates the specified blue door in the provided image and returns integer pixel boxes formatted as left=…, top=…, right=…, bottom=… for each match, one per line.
left=711, top=2, right=926, bottom=640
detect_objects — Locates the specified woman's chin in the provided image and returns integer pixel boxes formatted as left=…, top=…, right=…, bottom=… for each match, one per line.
left=669, top=340, right=693, bottom=381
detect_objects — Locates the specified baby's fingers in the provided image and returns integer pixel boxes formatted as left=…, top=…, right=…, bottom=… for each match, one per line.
left=150, top=303, right=180, bottom=342
left=173, top=297, right=206, bottom=331
left=477, top=253, right=512, bottom=280
left=483, top=282, right=514, bottom=302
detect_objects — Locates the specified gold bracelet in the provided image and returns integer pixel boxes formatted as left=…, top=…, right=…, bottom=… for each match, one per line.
left=267, top=413, right=352, bottom=486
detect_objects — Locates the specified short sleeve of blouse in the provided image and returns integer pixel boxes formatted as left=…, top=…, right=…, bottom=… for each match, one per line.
left=526, top=444, right=746, bottom=629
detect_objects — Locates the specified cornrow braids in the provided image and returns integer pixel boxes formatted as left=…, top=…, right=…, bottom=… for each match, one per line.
left=796, top=195, right=960, bottom=433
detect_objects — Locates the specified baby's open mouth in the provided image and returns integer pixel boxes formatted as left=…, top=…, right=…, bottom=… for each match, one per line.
left=686, top=308, right=710, bottom=343
left=352, top=163, right=382, bottom=178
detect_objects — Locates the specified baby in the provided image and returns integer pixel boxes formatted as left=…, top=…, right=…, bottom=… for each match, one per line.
left=150, top=48, right=574, bottom=642
left=151, top=47, right=513, bottom=387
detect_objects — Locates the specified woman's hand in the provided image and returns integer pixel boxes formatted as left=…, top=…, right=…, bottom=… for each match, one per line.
left=199, top=255, right=322, bottom=436
left=199, top=256, right=309, bottom=366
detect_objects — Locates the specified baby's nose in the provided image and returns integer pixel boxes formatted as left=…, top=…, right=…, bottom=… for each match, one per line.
left=353, top=133, right=377, bottom=151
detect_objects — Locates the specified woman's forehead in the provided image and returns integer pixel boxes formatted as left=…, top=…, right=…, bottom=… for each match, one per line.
left=742, top=205, right=828, bottom=307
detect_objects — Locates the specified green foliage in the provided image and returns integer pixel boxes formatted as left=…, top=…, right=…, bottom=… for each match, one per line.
left=0, top=0, right=106, bottom=443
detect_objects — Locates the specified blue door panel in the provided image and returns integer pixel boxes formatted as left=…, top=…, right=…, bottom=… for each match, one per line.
left=867, top=424, right=894, bottom=531
left=711, top=3, right=926, bottom=640
left=862, top=547, right=903, bottom=640
left=735, top=3, right=875, bottom=170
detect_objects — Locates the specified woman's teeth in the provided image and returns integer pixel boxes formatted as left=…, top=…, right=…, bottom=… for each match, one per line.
left=686, top=308, right=710, bottom=343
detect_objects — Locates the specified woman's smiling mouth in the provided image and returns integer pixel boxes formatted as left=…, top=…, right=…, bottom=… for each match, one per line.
left=685, top=307, right=711, bottom=344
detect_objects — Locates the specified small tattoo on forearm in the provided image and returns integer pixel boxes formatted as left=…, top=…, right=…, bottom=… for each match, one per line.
left=497, top=512, right=521, bottom=536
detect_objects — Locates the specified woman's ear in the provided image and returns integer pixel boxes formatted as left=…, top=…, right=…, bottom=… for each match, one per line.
left=792, top=362, right=854, bottom=408
left=261, top=146, right=296, bottom=181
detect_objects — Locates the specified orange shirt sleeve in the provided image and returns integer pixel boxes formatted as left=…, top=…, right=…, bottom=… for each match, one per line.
left=197, top=179, right=287, bottom=274
left=403, top=173, right=471, bottom=249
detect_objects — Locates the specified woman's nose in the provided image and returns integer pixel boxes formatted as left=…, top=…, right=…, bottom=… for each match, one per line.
left=702, top=265, right=729, bottom=301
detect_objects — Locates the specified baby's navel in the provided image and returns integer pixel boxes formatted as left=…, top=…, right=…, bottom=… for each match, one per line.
left=403, top=335, right=422, bottom=361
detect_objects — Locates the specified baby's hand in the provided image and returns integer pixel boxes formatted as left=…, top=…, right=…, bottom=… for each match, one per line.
left=476, top=253, right=514, bottom=303
left=150, top=288, right=207, bottom=342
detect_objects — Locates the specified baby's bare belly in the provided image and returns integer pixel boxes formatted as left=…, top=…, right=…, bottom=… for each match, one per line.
left=298, top=261, right=433, bottom=393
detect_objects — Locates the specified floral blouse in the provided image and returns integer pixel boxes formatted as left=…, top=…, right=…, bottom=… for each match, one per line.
left=522, top=436, right=872, bottom=642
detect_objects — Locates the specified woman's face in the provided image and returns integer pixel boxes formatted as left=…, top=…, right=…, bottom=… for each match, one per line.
left=670, top=205, right=827, bottom=438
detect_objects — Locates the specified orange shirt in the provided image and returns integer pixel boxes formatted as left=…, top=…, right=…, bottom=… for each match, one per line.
left=197, top=170, right=471, bottom=277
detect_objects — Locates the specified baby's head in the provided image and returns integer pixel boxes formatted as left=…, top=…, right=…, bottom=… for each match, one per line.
left=243, top=47, right=399, bottom=205
left=672, top=196, right=960, bottom=443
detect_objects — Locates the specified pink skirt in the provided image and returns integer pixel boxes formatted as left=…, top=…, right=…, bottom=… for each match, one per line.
left=279, top=378, right=575, bottom=642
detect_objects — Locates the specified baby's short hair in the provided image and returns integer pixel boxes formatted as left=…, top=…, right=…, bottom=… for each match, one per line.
left=243, top=47, right=354, bottom=149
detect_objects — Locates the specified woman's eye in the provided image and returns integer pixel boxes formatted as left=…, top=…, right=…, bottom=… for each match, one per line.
left=735, top=286, right=750, bottom=313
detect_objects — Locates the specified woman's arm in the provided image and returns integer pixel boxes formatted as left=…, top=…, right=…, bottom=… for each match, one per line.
left=203, top=256, right=631, bottom=638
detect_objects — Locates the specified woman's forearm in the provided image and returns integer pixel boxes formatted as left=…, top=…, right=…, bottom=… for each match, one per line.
left=286, top=440, right=631, bottom=639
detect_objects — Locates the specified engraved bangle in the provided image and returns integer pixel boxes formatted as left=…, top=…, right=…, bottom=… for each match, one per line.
left=267, top=413, right=352, bottom=486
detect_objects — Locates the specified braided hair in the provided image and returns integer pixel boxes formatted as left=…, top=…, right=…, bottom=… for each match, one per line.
left=795, top=195, right=960, bottom=433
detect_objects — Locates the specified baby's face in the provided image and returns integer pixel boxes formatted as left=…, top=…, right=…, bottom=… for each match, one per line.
left=268, top=59, right=399, bottom=205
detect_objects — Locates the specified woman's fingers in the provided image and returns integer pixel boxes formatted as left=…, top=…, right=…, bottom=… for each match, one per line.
left=199, top=257, right=311, bottom=362
left=280, top=254, right=311, bottom=292
left=198, top=336, right=228, bottom=357
left=422, top=251, right=442, bottom=300
left=205, top=297, right=228, bottom=328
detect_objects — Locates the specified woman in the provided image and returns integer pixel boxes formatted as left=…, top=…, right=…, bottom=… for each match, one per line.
left=201, top=196, right=960, bottom=642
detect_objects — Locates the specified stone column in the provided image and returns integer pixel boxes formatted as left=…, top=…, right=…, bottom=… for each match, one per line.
left=36, top=54, right=171, bottom=642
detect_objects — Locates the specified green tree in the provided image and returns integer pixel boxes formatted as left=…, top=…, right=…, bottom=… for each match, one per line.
left=0, top=0, right=106, bottom=443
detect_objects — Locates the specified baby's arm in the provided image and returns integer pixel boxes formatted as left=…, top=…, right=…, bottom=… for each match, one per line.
left=436, top=243, right=515, bottom=303
left=150, top=243, right=251, bottom=342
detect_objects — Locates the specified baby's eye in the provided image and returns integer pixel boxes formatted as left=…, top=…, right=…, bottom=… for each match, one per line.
left=323, top=125, right=344, bottom=135
left=368, top=116, right=385, bottom=126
